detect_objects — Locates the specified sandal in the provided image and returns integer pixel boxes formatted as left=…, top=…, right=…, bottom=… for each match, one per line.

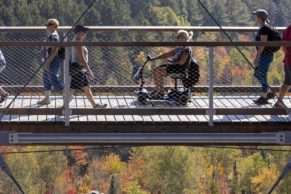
left=93, top=103, right=107, bottom=108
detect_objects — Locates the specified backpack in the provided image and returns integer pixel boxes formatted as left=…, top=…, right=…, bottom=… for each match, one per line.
left=270, top=26, right=282, bottom=53
left=58, top=33, right=66, bottom=60
left=58, top=46, right=65, bottom=60
left=182, top=57, right=200, bottom=88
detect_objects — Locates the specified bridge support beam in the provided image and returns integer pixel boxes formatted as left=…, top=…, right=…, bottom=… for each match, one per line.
left=0, top=132, right=289, bottom=145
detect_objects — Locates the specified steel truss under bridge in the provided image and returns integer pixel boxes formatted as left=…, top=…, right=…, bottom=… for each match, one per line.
left=0, top=131, right=290, bottom=146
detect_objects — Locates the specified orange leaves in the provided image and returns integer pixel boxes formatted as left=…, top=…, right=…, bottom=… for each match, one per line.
left=68, top=146, right=89, bottom=168
left=251, top=167, right=278, bottom=193
left=214, top=47, right=231, bottom=65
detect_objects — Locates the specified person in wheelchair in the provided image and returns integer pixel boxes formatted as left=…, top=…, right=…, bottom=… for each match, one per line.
left=150, top=30, right=194, bottom=99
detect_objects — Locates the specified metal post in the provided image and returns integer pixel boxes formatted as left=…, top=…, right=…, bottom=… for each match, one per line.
left=208, top=47, right=214, bottom=126
left=63, top=35, right=71, bottom=126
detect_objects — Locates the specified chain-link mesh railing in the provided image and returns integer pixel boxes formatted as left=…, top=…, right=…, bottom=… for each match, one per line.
left=0, top=27, right=290, bottom=125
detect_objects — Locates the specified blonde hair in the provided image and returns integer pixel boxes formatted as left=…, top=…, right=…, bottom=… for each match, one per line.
left=177, top=30, right=193, bottom=42
left=46, top=19, right=59, bottom=28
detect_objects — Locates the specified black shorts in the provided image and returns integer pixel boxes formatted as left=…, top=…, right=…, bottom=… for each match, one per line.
left=160, top=64, right=186, bottom=74
left=284, top=64, right=291, bottom=85
left=70, top=71, right=89, bottom=90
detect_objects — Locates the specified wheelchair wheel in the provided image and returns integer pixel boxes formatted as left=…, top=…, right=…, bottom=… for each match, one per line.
left=138, top=93, right=147, bottom=104
left=178, top=94, right=189, bottom=106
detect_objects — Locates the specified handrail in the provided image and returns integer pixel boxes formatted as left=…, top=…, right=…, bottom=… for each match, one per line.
left=0, top=41, right=290, bottom=47
left=0, top=26, right=286, bottom=32
left=2, top=86, right=286, bottom=93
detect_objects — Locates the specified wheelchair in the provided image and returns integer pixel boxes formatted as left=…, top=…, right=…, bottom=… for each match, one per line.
left=134, top=55, right=200, bottom=106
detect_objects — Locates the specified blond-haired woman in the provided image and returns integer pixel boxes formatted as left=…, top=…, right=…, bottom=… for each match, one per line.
left=150, top=30, right=193, bottom=98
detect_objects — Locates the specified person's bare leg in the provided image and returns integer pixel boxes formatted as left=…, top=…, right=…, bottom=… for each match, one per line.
left=278, top=84, right=289, bottom=101
left=261, top=92, right=267, bottom=98
left=83, top=86, right=97, bottom=107
left=274, top=84, right=290, bottom=107
left=153, top=67, right=167, bottom=93
left=69, top=89, right=75, bottom=103
left=62, top=89, right=75, bottom=107
left=0, top=87, right=6, bottom=96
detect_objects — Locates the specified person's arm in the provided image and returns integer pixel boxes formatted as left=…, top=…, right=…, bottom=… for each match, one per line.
left=254, top=35, right=268, bottom=66
left=44, top=47, right=58, bottom=70
left=174, top=51, right=189, bottom=65
left=75, top=46, right=94, bottom=80
left=152, top=49, right=176, bottom=60
left=44, top=34, right=59, bottom=70
left=282, top=29, right=288, bottom=54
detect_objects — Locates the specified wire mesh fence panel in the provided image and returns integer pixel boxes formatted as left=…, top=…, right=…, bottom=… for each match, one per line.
left=0, top=28, right=289, bottom=125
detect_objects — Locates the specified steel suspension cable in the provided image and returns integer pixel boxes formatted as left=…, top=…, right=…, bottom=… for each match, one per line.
left=197, top=0, right=290, bottom=114
left=0, top=0, right=97, bottom=121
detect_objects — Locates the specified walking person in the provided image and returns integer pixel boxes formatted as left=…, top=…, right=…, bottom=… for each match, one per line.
left=274, top=24, right=291, bottom=108
left=67, top=25, right=106, bottom=108
left=252, top=9, right=276, bottom=105
left=0, top=49, right=8, bottom=104
left=38, top=19, right=64, bottom=105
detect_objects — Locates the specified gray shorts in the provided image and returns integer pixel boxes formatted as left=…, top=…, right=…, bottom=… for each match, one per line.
left=284, top=64, right=291, bottom=85
left=0, top=65, right=5, bottom=73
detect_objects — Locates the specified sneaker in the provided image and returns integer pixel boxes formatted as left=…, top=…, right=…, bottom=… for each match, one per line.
left=0, top=93, right=9, bottom=104
left=267, top=92, right=275, bottom=100
left=149, top=91, right=164, bottom=100
left=273, top=101, right=284, bottom=108
left=37, top=98, right=51, bottom=106
left=253, top=96, right=269, bottom=105
left=93, top=103, right=107, bottom=108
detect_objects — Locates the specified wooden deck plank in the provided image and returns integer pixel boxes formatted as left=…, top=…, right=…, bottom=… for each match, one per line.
left=70, top=95, right=80, bottom=122
left=19, top=95, right=29, bottom=122
left=81, top=96, right=97, bottom=122
left=117, top=96, right=134, bottom=122
left=218, top=98, right=242, bottom=122
left=230, top=97, right=251, bottom=123
left=0, top=95, right=290, bottom=124
left=185, top=115, right=199, bottom=123
left=28, top=95, right=38, bottom=122
left=96, top=115, right=106, bottom=122
left=150, top=115, right=163, bottom=122
left=10, top=96, right=21, bottom=122
left=177, top=115, right=190, bottom=122
left=107, top=96, right=122, bottom=122
left=0, top=96, right=14, bottom=122
left=238, top=97, right=261, bottom=122
left=212, top=99, right=233, bottom=122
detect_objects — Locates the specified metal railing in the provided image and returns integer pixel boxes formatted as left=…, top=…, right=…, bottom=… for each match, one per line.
left=0, top=26, right=290, bottom=127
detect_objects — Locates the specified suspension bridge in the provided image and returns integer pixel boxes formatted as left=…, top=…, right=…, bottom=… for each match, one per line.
left=0, top=26, right=290, bottom=145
